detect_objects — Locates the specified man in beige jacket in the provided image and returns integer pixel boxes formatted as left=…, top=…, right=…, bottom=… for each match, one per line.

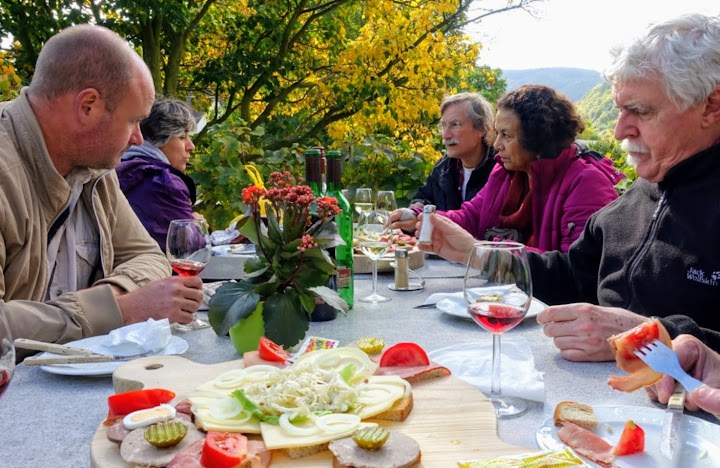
left=0, top=25, right=204, bottom=360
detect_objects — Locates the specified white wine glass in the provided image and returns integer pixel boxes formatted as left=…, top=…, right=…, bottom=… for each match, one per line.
left=356, top=210, right=393, bottom=303
left=464, top=241, right=532, bottom=418
left=166, top=219, right=212, bottom=330
left=354, top=187, right=374, bottom=221
left=375, top=190, right=397, bottom=212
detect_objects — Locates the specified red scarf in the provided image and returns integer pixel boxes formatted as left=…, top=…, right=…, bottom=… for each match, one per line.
left=498, top=172, right=535, bottom=247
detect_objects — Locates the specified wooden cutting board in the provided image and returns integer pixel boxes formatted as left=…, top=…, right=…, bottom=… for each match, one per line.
left=90, top=356, right=531, bottom=467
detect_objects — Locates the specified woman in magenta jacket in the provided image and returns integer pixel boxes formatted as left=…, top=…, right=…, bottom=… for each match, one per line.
left=440, top=85, right=623, bottom=253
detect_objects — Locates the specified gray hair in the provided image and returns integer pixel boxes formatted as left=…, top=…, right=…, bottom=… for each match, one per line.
left=29, top=25, right=138, bottom=111
left=604, top=13, right=720, bottom=111
left=440, top=92, right=496, bottom=146
left=141, top=97, right=197, bottom=147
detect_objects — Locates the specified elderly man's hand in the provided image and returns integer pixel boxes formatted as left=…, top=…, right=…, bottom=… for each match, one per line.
left=646, top=335, right=720, bottom=418
left=536, top=303, right=650, bottom=361
left=414, top=213, right=476, bottom=264
left=115, top=276, right=204, bottom=325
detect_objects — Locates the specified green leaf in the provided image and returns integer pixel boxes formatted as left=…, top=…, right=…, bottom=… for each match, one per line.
left=309, top=285, right=349, bottom=313
left=208, top=282, right=261, bottom=336
left=298, top=292, right=316, bottom=315
left=228, top=301, right=265, bottom=354
left=262, top=290, right=309, bottom=348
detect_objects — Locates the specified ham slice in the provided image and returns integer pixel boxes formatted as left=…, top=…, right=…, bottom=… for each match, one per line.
left=557, top=421, right=614, bottom=468
left=375, top=361, right=451, bottom=383
left=607, top=318, right=673, bottom=392
left=167, top=439, right=271, bottom=468
left=242, top=350, right=290, bottom=369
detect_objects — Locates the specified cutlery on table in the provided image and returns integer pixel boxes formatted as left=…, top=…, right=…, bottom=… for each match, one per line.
left=14, top=338, right=153, bottom=366
left=413, top=303, right=437, bottom=309
left=660, top=382, right=686, bottom=461
left=633, top=339, right=703, bottom=391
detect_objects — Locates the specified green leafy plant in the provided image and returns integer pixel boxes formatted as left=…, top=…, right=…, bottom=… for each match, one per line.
left=208, top=171, right=349, bottom=352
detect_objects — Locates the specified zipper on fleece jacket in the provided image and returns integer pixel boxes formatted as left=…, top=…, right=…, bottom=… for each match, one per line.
left=624, top=190, right=667, bottom=310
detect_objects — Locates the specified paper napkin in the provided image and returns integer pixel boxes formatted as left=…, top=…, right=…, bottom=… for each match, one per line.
left=107, top=318, right=172, bottom=354
left=428, top=339, right=545, bottom=402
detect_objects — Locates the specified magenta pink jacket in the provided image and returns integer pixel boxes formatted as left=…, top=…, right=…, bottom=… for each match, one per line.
left=441, top=144, right=623, bottom=253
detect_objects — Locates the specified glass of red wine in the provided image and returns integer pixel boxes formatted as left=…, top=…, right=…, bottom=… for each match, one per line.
left=0, top=314, right=13, bottom=397
left=464, top=241, right=532, bottom=418
left=166, top=218, right=212, bottom=331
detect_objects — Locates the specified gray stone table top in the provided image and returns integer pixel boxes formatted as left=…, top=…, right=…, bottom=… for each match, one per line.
left=1, top=256, right=717, bottom=467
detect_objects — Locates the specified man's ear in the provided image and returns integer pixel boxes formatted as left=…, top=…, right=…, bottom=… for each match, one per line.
left=701, top=85, right=720, bottom=128
left=74, top=88, right=104, bottom=124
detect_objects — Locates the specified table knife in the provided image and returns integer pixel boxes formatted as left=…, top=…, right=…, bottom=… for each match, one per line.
left=660, top=382, right=686, bottom=461
left=13, top=338, right=96, bottom=356
left=22, top=351, right=154, bottom=366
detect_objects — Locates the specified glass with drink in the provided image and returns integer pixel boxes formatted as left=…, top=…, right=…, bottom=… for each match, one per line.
left=166, top=218, right=212, bottom=330
left=464, top=241, right=532, bottom=418
left=356, top=210, right=393, bottom=303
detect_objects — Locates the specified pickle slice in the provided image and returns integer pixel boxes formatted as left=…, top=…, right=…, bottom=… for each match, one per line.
left=143, top=420, right=188, bottom=448
left=356, top=337, right=385, bottom=355
left=352, top=426, right=390, bottom=450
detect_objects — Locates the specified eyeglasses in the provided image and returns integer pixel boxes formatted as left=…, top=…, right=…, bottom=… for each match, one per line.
left=436, top=120, right=465, bottom=132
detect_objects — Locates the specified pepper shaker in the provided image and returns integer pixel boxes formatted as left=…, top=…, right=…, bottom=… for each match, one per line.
left=418, top=204, right=436, bottom=245
left=394, top=248, right=410, bottom=290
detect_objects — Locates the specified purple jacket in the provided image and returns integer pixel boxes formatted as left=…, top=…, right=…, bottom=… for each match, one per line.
left=441, top=144, right=623, bottom=253
left=116, top=150, right=196, bottom=248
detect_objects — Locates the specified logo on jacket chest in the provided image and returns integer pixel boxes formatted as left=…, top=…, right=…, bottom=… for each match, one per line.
left=686, top=267, right=720, bottom=286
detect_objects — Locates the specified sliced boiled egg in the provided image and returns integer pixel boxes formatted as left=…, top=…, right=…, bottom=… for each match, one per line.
left=122, top=404, right=176, bottom=430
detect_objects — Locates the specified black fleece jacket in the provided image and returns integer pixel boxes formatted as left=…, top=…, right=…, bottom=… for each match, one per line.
left=410, top=148, right=495, bottom=211
left=528, top=143, right=720, bottom=352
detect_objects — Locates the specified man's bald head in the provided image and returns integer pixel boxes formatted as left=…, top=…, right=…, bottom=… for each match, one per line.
left=29, top=24, right=148, bottom=111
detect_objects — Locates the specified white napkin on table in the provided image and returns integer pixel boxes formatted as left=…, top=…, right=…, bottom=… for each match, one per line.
left=423, top=291, right=465, bottom=314
left=428, top=339, right=545, bottom=402
left=106, top=318, right=172, bottom=355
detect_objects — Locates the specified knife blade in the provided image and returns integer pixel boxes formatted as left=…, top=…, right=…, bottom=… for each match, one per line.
left=660, top=382, right=686, bottom=461
left=413, top=303, right=437, bottom=309
left=22, top=351, right=154, bottom=366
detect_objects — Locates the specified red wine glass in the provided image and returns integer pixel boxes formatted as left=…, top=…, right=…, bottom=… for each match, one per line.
left=166, top=218, right=212, bottom=330
left=464, top=241, right=532, bottom=418
left=0, top=313, right=13, bottom=397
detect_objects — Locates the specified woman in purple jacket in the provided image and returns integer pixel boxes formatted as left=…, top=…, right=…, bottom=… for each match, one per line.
left=393, top=85, right=623, bottom=253
left=116, top=98, right=201, bottom=248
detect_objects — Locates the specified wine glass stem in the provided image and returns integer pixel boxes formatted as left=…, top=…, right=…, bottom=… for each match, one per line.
left=491, top=333, right=502, bottom=396
left=371, top=259, right=379, bottom=296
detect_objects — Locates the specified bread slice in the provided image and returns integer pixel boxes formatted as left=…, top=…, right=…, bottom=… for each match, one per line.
left=372, top=393, right=414, bottom=422
left=553, top=401, right=598, bottom=431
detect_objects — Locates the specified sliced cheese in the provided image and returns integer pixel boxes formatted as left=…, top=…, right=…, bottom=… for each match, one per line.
left=355, top=376, right=409, bottom=419
left=261, top=421, right=377, bottom=450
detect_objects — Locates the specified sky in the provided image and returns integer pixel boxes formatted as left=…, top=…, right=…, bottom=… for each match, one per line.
left=466, top=0, right=719, bottom=71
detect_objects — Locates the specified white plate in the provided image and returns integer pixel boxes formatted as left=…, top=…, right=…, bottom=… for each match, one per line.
left=536, top=405, right=720, bottom=467
left=211, top=244, right=256, bottom=257
left=435, top=288, right=547, bottom=320
left=39, top=335, right=188, bottom=376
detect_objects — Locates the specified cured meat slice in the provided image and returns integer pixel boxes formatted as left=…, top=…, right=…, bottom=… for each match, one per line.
left=374, top=362, right=451, bottom=383
left=607, top=318, right=673, bottom=392
left=557, top=421, right=614, bottom=468
left=167, top=438, right=272, bottom=468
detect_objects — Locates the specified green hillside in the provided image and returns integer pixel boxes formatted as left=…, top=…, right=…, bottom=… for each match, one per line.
left=576, top=82, right=616, bottom=137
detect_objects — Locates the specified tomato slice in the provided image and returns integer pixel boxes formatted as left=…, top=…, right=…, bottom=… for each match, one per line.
left=105, top=388, right=175, bottom=425
left=612, top=420, right=645, bottom=455
left=379, top=342, right=430, bottom=367
left=201, top=431, right=248, bottom=468
left=258, top=336, right=289, bottom=362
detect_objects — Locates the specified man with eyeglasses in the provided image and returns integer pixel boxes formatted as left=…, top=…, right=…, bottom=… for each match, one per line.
left=392, top=93, right=496, bottom=223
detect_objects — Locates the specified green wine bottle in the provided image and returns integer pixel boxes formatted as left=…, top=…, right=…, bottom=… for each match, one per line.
left=326, top=150, right=354, bottom=308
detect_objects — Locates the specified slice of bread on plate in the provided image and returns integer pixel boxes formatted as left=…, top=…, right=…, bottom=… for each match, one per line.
left=553, top=401, right=598, bottom=431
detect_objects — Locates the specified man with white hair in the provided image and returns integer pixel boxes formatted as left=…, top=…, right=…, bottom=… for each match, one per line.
left=417, top=13, right=720, bottom=361
left=0, top=25, right=204, bottom=360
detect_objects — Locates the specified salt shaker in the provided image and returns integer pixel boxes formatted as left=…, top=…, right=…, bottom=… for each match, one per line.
left=418, top=204, right=436, bottom=245
left=394, top=248, right=410, bottom=290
